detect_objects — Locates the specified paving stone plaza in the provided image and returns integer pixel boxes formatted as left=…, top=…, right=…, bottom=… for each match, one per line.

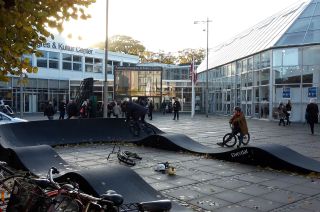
left=26, top=113, right=320, bottom=211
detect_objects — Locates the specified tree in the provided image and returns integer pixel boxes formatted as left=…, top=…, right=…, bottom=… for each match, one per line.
left=0, top=0, right=95, bottom=81
left=177, top=48, right=205, bottom=65
left=141, top=50, right=176, bottom=64
left=108, top=35, right=146, bottom=59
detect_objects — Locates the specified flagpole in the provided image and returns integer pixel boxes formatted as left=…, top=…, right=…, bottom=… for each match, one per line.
left=191, top=57, right=195, bottom=118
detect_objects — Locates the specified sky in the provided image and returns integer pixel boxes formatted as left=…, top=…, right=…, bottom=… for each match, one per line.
left=61, top=0, right=305, bottom=53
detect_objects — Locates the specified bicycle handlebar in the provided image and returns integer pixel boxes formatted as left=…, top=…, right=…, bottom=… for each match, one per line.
left=47, top=167, right=60, bottom=189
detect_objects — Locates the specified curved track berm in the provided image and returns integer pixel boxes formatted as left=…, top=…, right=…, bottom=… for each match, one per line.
left=0, top=118, right=319, bottom=210
left=0, top=118, right=319, bottom=174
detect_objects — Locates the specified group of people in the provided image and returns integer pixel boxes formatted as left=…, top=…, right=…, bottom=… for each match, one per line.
left=44, top=99, right=87, bottom=120
left=105, top=98, right=154, bottom=120
left=277, top=99, right=319, bottom=135
left=216, top=98, right=318, bottom=148
left=277, top=100, right=292, bottom=126
left=161, top=98, right=182, bottom=120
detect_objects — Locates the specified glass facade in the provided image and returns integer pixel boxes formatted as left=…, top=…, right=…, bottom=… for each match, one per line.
left=276, top=1, right=320, bottom=46
left=197, top=45, right=320, bottom=121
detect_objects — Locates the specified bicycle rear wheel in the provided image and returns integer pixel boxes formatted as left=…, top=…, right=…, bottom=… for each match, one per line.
left=223, top=133, right=237, bottom=147
left=242, top=133, right=250, bottom=145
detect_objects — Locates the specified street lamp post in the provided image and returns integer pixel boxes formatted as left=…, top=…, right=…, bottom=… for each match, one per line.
left=103, top=0, right=109, bottom=118
left=194, top=17, right=211, bottom=117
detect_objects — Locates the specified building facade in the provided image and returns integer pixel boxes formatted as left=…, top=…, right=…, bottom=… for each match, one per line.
left=197, top=0, right=320, bottom=121
left=0, top=35, right=139, bottom=113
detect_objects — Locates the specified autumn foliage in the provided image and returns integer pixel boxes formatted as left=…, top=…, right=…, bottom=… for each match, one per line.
left=0, top=0, right=95, bottom=81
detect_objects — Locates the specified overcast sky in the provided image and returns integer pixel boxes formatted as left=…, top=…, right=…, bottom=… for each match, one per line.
left=61, top=0, right=306, bottom=53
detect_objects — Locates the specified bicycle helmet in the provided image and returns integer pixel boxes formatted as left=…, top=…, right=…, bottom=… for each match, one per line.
left=234, top=106, right=241, bottom=112
left=154, top=163, right=166, bottom=172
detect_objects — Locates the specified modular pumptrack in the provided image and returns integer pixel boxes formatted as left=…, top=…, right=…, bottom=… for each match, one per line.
left=1, top=118, right=320, bottom=210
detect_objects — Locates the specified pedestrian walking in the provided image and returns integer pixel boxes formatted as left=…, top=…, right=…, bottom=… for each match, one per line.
left=113, top=102, right=121, bottom=118
left=107, top=101, right=115, bottom=118
left=67, top=99, right=78, bottom=119
left=306, top=98, right=319, bottom=135
left=148, top=100, right=154, bottom=120
left=161, top=101, right=167, bottom=115
left=80, top=99, right=88, bottom=118
left=44, top=101, right=55, bottom=120
left=58, top=100, right=66, bottom=120
left=172, top=97, right=181, bottom=120
left=278, top=102, right=286, bottom=126
left=285, top=100, right=292, bottom=125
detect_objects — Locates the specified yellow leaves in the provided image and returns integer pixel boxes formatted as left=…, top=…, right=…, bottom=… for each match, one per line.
left=16, top=21, right=23, bottom=28
left=0, top=0, right=96, bottom=81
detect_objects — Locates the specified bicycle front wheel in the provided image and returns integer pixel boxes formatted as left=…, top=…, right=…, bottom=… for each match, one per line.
left=242, top=133, right=250, bottom=145
left=223, top=133, right=237, bottom=147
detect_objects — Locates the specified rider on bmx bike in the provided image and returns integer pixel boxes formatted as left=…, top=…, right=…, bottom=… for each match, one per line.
left=217, top=106, right=249, bottom=148
left=122, top=99, right=148, bottom=136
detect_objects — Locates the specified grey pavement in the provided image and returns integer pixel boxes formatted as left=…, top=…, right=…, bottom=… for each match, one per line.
left=25, top=113, right=320, bottom=211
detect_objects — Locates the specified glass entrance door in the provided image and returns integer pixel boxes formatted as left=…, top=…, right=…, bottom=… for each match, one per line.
left=24, top=93, right=37, bottom=113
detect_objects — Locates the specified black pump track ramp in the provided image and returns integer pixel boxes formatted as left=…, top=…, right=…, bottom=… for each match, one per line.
left=0, top=118, right=319, bottom=182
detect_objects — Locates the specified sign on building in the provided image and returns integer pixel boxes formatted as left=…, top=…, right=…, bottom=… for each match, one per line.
left=308, top=87, right=317, bottom=98
left=282, top=87, right=290, bottom=98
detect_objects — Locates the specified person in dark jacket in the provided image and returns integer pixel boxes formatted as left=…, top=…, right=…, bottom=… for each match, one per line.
left=148, top=100, right=154, bottom=120
left=66, top=99, right=78, bottom=119
left=172, top=97, right=181, bottom=120
left=306, top=98, right=319, bottom=135
left=58, top=100, right=66, bottom=120
left=285, top=100, right=292, bottom=125
left=278, top=102, right=287, bottom=126
left=122, top=100, right=148, bottom=136
left=44, top=101, right=55, bottom=120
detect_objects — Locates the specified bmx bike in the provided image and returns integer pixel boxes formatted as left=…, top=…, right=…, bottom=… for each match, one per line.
left=222, top=124, right=250, bottom=147
left=107, top=144, right=142, bottom=166
left=127, top=118, right=156, bottom=137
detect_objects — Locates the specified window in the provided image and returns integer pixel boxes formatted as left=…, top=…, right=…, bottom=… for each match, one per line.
left=274, top=66, right=301, bottom=84
left=303, top=46, right=320, bottom=65
left=253, top=54, right=260, bottom=70
left=73, top=55, right=82, bottom=71
left=283, top=48, right=298, bottom=66
left=37, top=51, right=48, bottom=68
left=85, top=57, right=102, bottom=73
left=49, top=52, right=59, bottom=69
left=273, top=50, right=283, bottom=67
left=261, top=51, right=270, bottom=68
left=94, top=58, right=103, bottom=73
left=63, top=54, right=82, bottom=71
left=260, top=69, right=270, bottom=85
left=287, top=18, right=310, bottom=33
left=36, top=51, right=59, bottom=69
